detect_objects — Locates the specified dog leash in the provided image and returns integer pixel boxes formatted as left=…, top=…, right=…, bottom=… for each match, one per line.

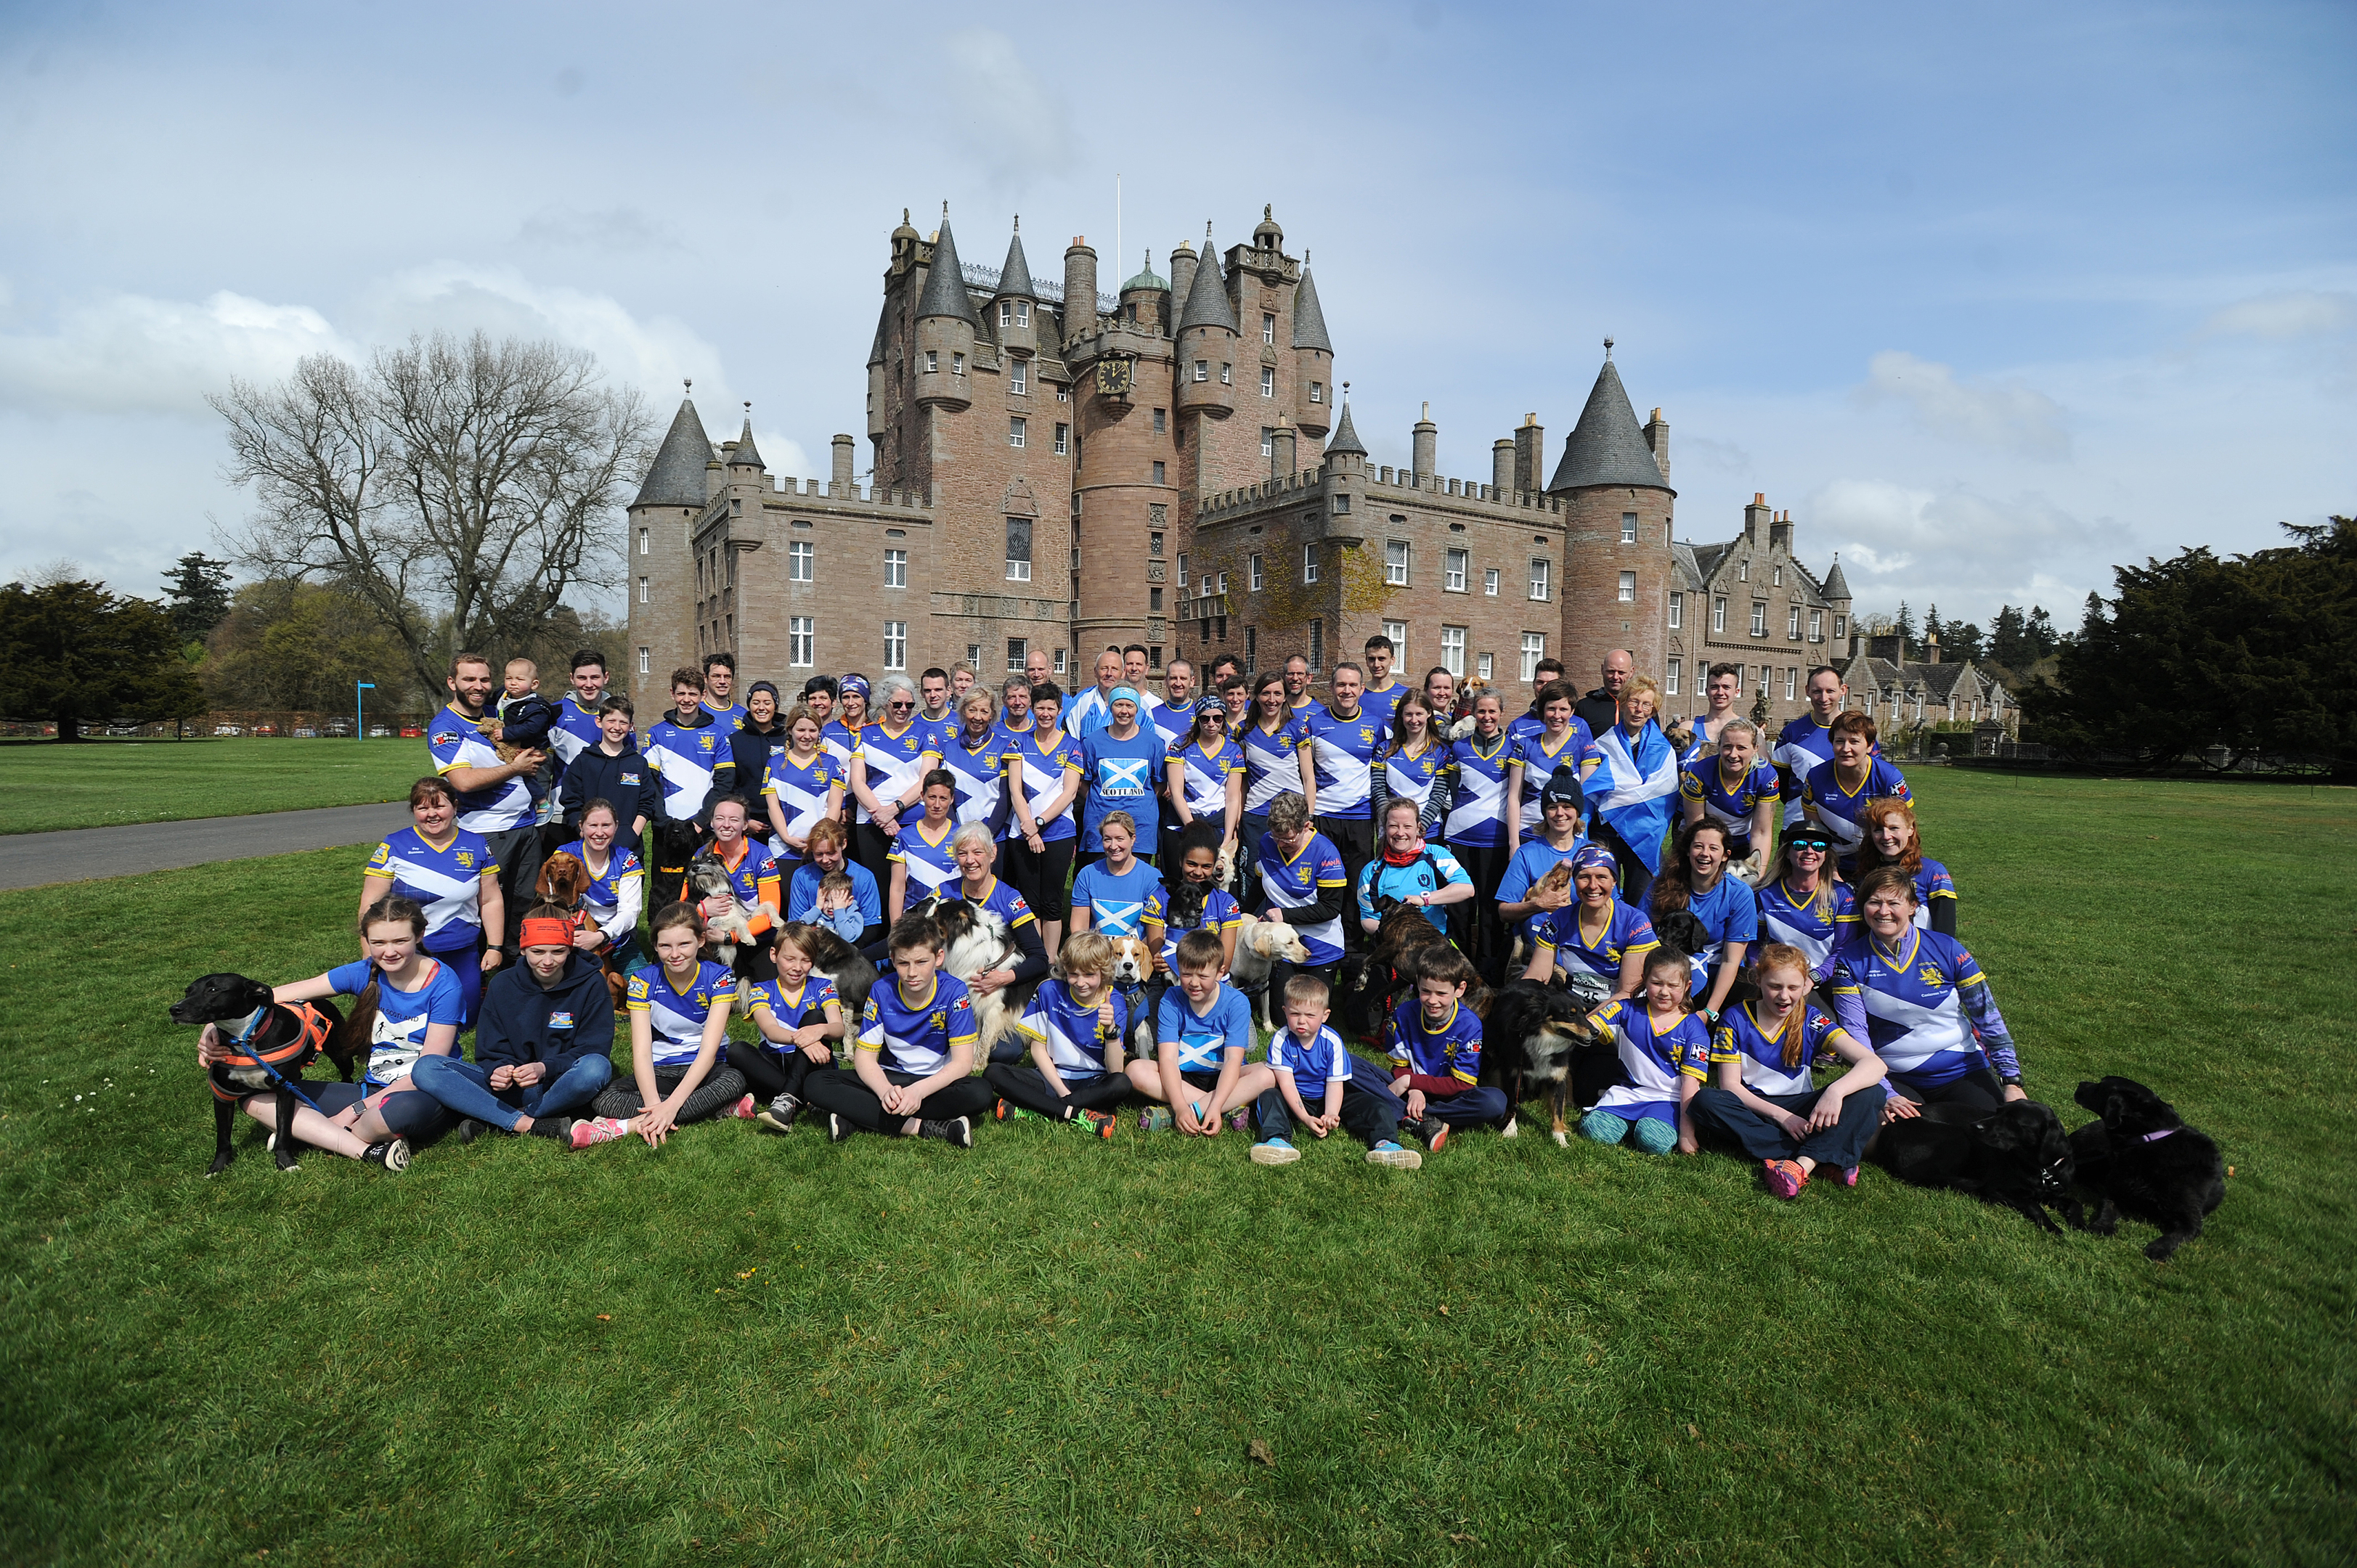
left=2137, top=1128, right=2179, bottom=1143
left=222, top=1006, right=330, bottom=1116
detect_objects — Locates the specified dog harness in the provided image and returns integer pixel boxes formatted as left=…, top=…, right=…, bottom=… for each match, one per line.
left=209, top=1002, right=334, bottom=1105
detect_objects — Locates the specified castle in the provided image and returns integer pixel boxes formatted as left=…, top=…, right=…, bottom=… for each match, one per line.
left=626, top=203, right=1992, bottom=733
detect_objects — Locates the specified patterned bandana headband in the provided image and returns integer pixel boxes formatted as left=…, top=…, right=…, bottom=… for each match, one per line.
left=519, top=917, right=575, bottom=949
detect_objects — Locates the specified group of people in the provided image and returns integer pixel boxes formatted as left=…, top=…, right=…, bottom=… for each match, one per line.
left=199, top=641, right=2024, bottom=1199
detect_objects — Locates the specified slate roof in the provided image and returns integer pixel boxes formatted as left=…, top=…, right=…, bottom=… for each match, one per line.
left=1326, top=399, right=1367, bottom=457
left=996, top=224, right=1037, bottom=299
left=631, top=396, right=715, bottom=508
left=1178, top=234, right=1238, bottom=333
left=1547, top=357, right=1674, bottom=494
left=1669, top=541, right=1704, bottom=592
left=1820, top=555, right=1852, bottom=600
left=916, top=217, right=981, bottom=326
left=1689, top=542, right=1732, bottom=582
left=726, top=417, right=764, bottom=469
left=1292, top=265, right=1332, bottom=354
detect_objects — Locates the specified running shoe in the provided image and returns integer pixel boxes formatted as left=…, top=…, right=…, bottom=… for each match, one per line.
left=993, top=1098, right=1017, bottom=1122
left=362, top=1138, right=410, bottom=1172
left=1420, top=1116, right=1451, bottom=1153
left=526, top=1116, right=574, bottom=1140
left=827, top=1112, right=853, bottom=1143
left=1763, top=1159, right=1809, bottom=1199
left=1834, top=1164, right=1861, bottom=1188
left=756, top=1095, right=803, bottom=1135
left=1250, top=1137, right=1301, bottom=1166
left=569, top=1116, right=630, bottom=1150
left=1078, top=1109, right=1117, bottom=1140
left=725, top=1093, right=756, bottom=1121
left=919, top=1116, right=974, bottom=1148
left=1365, top=1140, right=1422, bottom=1169
left=1139, top=1106, right=1174, bottom=1132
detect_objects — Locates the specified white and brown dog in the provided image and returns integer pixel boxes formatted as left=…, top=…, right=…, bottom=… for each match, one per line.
left=1227, top=912, right=1310, bottom=1032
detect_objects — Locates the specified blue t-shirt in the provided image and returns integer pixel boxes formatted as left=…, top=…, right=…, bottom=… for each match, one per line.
left=550, top=693, right=606, bottom=777
left=1679, top=756, right=1781, bottom=846
left=1360, top=682, right=1411, bottom=732
left=365, top=827, right=495, bottom=950
left=787, top=859, right=883, bottom=928
left=1534, top=899, right=1660, bottom=982
left=1380, top=739, right=1450, bottom=815
left=627, top=959, right=736, bottom=1068
left=1353, top=844, right=1471, bottom=933
left=554, top=838, right=643, bottom=920
left=1677, top=873, right=1762, bottom=994
left=1017, top=979, right=1128, bottom=1081
left=1257, top=830, right=1349, bottom=965
left=1827, top=928, right=1991, bottom=1087
left=750, top=973, right=839, bottom=1031
left=1155, top=982, right=1256, bottom=1074
left=937, top=728, right=1012, bottom=828
left=1588, top=998, right=1711, bottom=1124
left=327, top=956, right=465, bottom=1089
left=1079, top=727, right=1165, bottom=853
left=1270, top=1023, right=1352, bottom=1088
left=859, top=973, right=981, bottom=1077
left=701, top=700, right=748, bottom=733
left=1912, top=859, right=1958, bottom=928
left=1386, top=995, right=1484, bottom=1085
left=1070, top=859, right=1167, bottom=940
left=1495, top=835, right=1586, bottom=942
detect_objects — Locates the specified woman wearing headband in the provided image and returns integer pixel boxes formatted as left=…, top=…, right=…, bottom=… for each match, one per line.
left=1521, top=843, right=1660, bottom=1010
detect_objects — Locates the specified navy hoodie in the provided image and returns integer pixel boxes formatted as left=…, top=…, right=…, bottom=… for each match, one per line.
left=557, top=740, right=662, bottom=831
left=474, top=952, right=615, bottom=1079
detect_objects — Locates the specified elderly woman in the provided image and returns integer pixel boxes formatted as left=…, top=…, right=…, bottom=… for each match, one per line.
left=946, top=821, right=1050, bottom=1009
left=1521, top=842, right=1660, bottom=1010
left=1078, top=684, right=1165, bottom=870
left=1678, top=714, right=1778, bottom=879
left=360, top=776, right=505, bottom=1027
left=848, top=673, right=943, bottom=896
left=1828, top=865, right=2026, bottom=1119
left=1587, top=674, right=1681, bottom=911
left=939, top=688, right=1013, bottom=835
left=1354, top=797, right=1475, bottom=937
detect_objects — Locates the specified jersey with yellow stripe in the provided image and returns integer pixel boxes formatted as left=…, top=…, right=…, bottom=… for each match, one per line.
left=1753, top=876, right=1856, bottom=979
left=1587, top=999, right=1710, bottom=1124
left=1171, top=736, right=1245, bottom=819
left=888, top=818, right=962, bottom=902
left=365, top=827, right=494, bottom=949
left=1534, top=898, right=1659, bottom=981
left=645, top=716, right=725, bottom=822
left=1512, top=722, right=1600, bottom=833
left=1305, top=704, right=1388, bottom=814
left=1710, top=1002, right=1847, bottom=1097
left=1385, top=997, right=1483, bottom=1085
left=760, top=750, right=841, bottom=839
left=1827, top=927, right=2013, bottom=1085
left=427, top=703, right=534, bottom=833
left=859, top=973, right=980, bottom=1077
left=1239, top=716, right=1310, bottom=814
left=1910, top=859, right=1958, bottom=927
left=627, top=960, right=735, bottom=1067
left=852, top=722, right=940, bottom=825
left=1016, top=979, right=1128, bottom=1080
left=937, top=730, right=1011, bottom=827
left=1255, top=829, right=1348, bottom=965
left=1801, top=757, right=1912, bottom=864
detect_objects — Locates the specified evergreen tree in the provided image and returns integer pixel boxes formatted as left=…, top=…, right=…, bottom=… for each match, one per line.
left=1990, top=605, right=2030, bottom=668
left=2026, top=605, right=2058, bottom=659
left=0, top=578, right=206, bottom=741
left=161, top=552, right=235, bottom=642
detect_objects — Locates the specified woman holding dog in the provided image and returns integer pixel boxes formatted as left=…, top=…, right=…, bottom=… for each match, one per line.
left=554, top=798, right=645, bottom=976
left=1690, top=941, right=1889, bottom=1197
left=946, top=822, right=1049, bottom=1000
left=1521, top=843, right=1659, bottom=1008
left=1444, top=690, right=1516, bottom=981
left=1852, top=796, right=1958, bottom=936
left=1650, top=819, right=1758, bottom=1021
left=1826, top=865, right=2026, bottom=1120
left=359, top=777, right=505, bottom=1029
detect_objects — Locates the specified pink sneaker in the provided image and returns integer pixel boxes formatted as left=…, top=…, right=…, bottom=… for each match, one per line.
left=1762, top=1159, right=1809, bottom=1199
left=1834, top=1165, right=1861, bottom=1188
left=570, top=1116, right=629, bottom=1150
left=727, top=1093, right=756, bottom=1120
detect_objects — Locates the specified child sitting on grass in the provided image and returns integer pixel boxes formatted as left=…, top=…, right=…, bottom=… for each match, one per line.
left=1579, top=946, right=1713, bottom=1155
left=573, top=902, right=752, bottom=1148
left=1252, top=973, right=1418, bottom=1168
left=1386, top=945, right=1510, bottom=1152
left=810, top=870, right=868, bottom=945
left=983, top=931, right=1132, bottom=1136
left=744, top=922, right=848, bottom=1134
left=802, top=912, right=989, bottom=1146
left=1133, top=929, right=1274, bottom=1136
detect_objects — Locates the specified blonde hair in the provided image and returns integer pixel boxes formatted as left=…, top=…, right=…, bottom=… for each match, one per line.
left=1622, top=675, right=1662, bottom=715
left=1058, top=931, right=1115, bottom=978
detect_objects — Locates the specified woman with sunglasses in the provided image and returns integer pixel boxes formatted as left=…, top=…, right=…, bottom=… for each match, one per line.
left=1752, top=824, right=1855, bottom=982
left=847, top=674, right=943, bottom=897
left=1166, top=696, right=1245, bottom=875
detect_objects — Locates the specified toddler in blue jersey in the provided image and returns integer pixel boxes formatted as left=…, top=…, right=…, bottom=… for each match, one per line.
left=1137, top=930, right=1274, bottom=1135
left=799, top=910, right=994, bottom=1145
left=1690, top=942, right=1889, bottom=1198
left=982, top=931, right=1133, bottom=1134
left=1252, top=973, right=1417, bottom=1167
left=573, top=902, right=750, bottom=1149
left=1578, top=947, right=1713, bottom=1156
left=1386, top=949, right=1510, bottom=1151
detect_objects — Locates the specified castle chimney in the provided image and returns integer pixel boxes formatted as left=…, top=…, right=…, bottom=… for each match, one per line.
left=1271, top=417, right=1296, bottom=478
left=1492, top=438, right=1514, bottom=494
left=1513, top=412, right=1544, bottom=494
left=1925, top=630, right=1941, bottom=665
left=1770, top=508, right=1793, bottom=553
left=1642, top=406, right=1670, bottom=481
left=1168, top=239, right=1198, bottom=324
left=1746, top=492, right=1771, bottom=545
left=831, top=433, right=855, bottom=497
left=1412, top=401, right=1437, bottom=486
left=1062, top=237, right=1098, bottom=349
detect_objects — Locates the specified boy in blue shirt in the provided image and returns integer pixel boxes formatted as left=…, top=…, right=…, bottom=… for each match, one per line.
left=983, top=931, right=1132, bottom=1135
left=1251, top=972, right=1417, bottom=1168
left=1386, top=946, right=1510, bottom=1150
left=1136, top=930, right=1274, bottom=1135
left=802, top=911, right=991, bottom=1146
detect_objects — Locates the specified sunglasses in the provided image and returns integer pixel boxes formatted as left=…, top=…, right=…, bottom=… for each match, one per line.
left=888, top=699, right=915, bottom=710
left=1788, top=840, right=1831, bottom=854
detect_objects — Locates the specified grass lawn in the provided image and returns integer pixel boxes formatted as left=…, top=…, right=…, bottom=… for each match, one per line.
left=0, top=738, right=433, bottom=835
left=1, top=769, right=2350, bottom=1565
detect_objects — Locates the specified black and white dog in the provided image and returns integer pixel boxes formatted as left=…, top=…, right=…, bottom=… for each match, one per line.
left=1475, top=979, right=1608, bottom=1145
left=907, top=892, right=1039, bottom=1061
left=170, top=973, right=365, bottom=1175
left=2070, top=1076, right=2226, bottom=1261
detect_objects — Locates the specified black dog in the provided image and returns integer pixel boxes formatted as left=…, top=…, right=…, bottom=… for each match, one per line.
left=1876, top=1098, right=2085, bottom=1235
left=1475, top=979, right=1611, bottom=1144
left=2071, top=1077, right=2226, bottom=1261
left=170, top=973, right=365, bottom=1175
left=1654, top=909, right=1711, bottom=963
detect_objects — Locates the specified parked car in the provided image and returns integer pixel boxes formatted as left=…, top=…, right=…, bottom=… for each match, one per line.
left=107, top=724, right=140, bottom=736
left=254, top=724, right=277, bottom=735
left=214, top=724, right=243, bottom=736
left=368, top=726, right=393, bottom=738
left=319, top=722, right=352, bottom=738
left=399, top=727, right=424, bottom=738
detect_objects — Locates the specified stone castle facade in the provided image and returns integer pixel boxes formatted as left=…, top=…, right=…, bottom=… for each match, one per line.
left=624, top=203, right=1958, bottom=734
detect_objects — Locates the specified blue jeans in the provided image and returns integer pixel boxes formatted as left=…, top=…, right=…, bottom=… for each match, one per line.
left=1421, top=1082, right=1510, bottom=1127
left=410, top=1053, right=614, bottom=1132
left=1691, top=1083, right=1887, bottom=1169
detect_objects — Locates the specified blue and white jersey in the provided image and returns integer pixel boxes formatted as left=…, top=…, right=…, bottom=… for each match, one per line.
left=1270, top=1023, right=1352, bottom=1088
left=1534, top=899, right=1660, bottom=982
left=760, top=750, right=841, bottom=842
left=787, top=859, right=882, bottom=928
left=1159, top=884, right=1242, bottom=969
left=1147, top=695, right=1192, bottom=755
left=821, top=719, right=868, bottom=778
left=1155, top=981, right=1255, bottom=1074
left=1239, top=716, right=1311, bottom=815
left=1801, top=758, right=1912, bottom=867
left=428, top=703, right=534, bottom=833
left=1674, top=873, right=1762, bottom=995
left=1170, top=737, right=1245, bottom=821
left=860, top=973, right=980, bottom=1077
left=1679, top=756, right=1781, bottom=848
left=750, top=973, right=839, bottom=1030
left=701, top=700, right=747, bottom=734
left=938, top=729, right=1011, bottom=828
left=1511, top=723, right=1600, bottom=834
left=1017, top=979, right=1127, bottom=1081
left=365, top=828, right=494, bottom=950
left=1588, top=999, right=1711, bottom=1125
left=1443, top=732, right=1514, bottom=849
left=887, top=818, right=962, bottom=903
left=1062, top=685, right=1116, bottom=740
left=1710, top=1003, right=1849, bottom=1098
left=1774, top=716, right=1878, bottom=825
left=1382, top=740, right=1449, bottom=814
left=1080, top=727, right=1165, bottom=853
left=1070, top=858, right=1166, bottom=939
left=1361, top=681, right=1410, bottom=733
left=1006, top=729, right=1083, bottom=843
left=327, top=956, right=463, bottom=1089
left=852, top=722, right=941, bottom=826
left=627, top=959, right=736, bottom=1068
left=1257, top=830, right=1349, bottom=965
left=1754, top=877, right=1857, bottom=979
left=1826, top=928, right=1989, bottom=1087
left=554, top=838, right=643, bottom=920
left=1506, top=709, right=1546, bottom=747
left=1354, top=844, right=1471, bottom=934
left=550, top=693, right=605, bottom=773
left=961, top=874, right=1038, bottom=938
left=1304, top=704, right=1388, bottom=817
left=1496, top=834, right=1587, bottom=943
left=1911, top=859, right=1958, bottom=928
left=1386, top=997, right=1483, bottom=1086
left=646, top=714, right=726, bottom=822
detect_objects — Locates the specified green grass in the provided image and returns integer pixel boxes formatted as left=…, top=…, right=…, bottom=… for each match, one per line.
left=1, top=769, right=2351, bottom=1566
left=0, top=738, right=431, bottom=835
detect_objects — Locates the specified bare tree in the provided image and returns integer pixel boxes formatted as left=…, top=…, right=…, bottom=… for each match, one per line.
left=212, top=332, right=652, bottom=700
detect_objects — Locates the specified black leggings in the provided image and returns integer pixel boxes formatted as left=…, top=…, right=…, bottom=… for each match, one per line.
left=983, top=1063, right=1132, bottom=1119
left=1006, top=834, right=1075, bottom=921
left=1892, top=1066, right=2006, bottom=1116
left=1447, top=839, right=1510, bottom=982
left=590, top=1063, right=747, bottom=1123
left=802, top=1066, right=995, bottom=1134
left=730, top=1045, right=829, bottom=1104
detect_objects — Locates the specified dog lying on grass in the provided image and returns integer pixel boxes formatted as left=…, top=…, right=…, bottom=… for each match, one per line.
left=170, top=973, right=366, bottom=1175
left=2070, top=1076, right=2226, bottom=1261
left=1876, top=1099, right=2085, bottom=1236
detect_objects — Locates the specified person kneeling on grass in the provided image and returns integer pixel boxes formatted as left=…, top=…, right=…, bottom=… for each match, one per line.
left=744, top=922, right=848, bottom=1134
left=1385, top=945, right=1510, bottom=1151
left=802, top=912, right=990, bottom=1146
left=571, top=902, right=752, bottom=1149
left=1135, top=929, right=1274, bottom=1135
left=411, top=905, right=616, bottom=1144
left=1690, top=941, right=1889, bottom=1198
left=1579, top=947, right=1712, bottom=1155
left=1253, top=972, right=1417, bottom=1169
left=983, top=931, right=1133, bottom=1136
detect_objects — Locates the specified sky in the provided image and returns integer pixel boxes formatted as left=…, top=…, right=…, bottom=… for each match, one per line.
left=1, top=0, right=2350, bottom=634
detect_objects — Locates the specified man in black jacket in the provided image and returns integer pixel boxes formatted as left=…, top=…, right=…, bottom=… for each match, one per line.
left=555, top=696, right=661, bottom=837
left=408, top=911, right=617, bottom=1140
left=1574, top=649, right=1632, bottom=740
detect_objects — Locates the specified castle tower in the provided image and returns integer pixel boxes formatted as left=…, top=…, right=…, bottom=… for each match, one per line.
left=625, top=388, right=716, bottom=693
left=913, top=210, right=979, bottom=420
left=1174, top=224, right=1238, bottom=436
left=1292, top=258, right=1333, bottom=438
left=993, top=218, right=1039, bottom=360
left=1546, top=344, right=1676, bottom=688
left=1820, top=553, right=1853, bottom=656
left=1061, top=237, right=1097, bottom=350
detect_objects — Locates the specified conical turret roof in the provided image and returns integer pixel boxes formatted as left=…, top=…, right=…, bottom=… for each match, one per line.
left=916, top=214, right=981, bottom=327
left=995, top=221, right=1036, bottom=299
left=1547, top=356, right=1675, bottom=494
left=1820, top=555, right=1852, bottom=600
left=727, top=415, right=764, bottom=469
left=631, top=394, right=715, bottom=508
left=1292, top=263, right=1332, bottom=354
left=1326, top=398, right=1367, bottom=457
left=1178, top=229, right=1238, bottom=334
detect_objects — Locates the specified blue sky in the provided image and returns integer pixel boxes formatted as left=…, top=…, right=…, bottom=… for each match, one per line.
left=2, top=0, right=2350, bottom=632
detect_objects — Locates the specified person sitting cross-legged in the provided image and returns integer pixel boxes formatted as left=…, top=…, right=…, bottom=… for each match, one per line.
left=1690, top=941, right=1889, bottom=1198
left=1579, top=947, right=1712, bottom=1156
left=742, top=921, right=849, bottom=1135
left=1385, top=944, right=1510, bottom=1151
left=802, top=912, right=992, bottom=1146
left=982, top=931, right=1134, bottom=1135
left=1251, top=971, right=1417, bottom=1169
left=571, top=902, right=752, bottom=1149
left=1133, top=929, right=1275, bottom=1136
left=411, top=905, right=616, bottom=1143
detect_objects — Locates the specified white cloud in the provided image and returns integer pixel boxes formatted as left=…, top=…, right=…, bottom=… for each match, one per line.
left=941, top=29, right=1070, bottom=192
left=2199, top=290, right=2357, bottom=340
left=1802, top=476, right=2129, bottom=624
left=1856, top=349, right=2072, bottom=460
left=0, top=290, right=352, bottom=415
